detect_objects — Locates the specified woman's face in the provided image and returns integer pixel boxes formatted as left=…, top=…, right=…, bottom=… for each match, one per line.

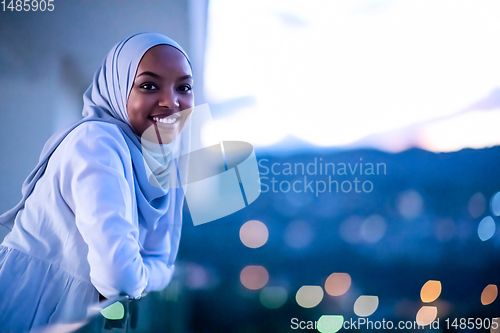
left=127, top=44, right=194, bottom=139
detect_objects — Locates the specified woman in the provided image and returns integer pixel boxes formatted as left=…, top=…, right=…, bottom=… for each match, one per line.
left=0, top=32, right=193, bottom=331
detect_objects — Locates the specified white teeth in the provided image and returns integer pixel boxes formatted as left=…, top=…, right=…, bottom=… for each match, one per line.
left=153, top=116, right=177, bottom=124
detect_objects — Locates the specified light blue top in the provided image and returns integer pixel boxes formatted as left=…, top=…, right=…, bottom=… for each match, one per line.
left=3, top=121, right=182, bottom=296
left=0, top=32, right=191, bottom=331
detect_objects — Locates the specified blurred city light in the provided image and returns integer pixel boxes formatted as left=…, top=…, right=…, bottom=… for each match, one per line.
left=295, top=285, right=324, bottom=308
left=185, top=263, right=215, bottom=290
left=360, top=215, right=386, bottom=243
left=353, top=295, right=378, bottom=317
left=259, top=286, right=288, bottom=309
left=324, top=273, right=351, bottom=297
left=317, top=315, right=344, bottom=333
left=416, top=306, right=437, bottom=326
left=491, top=192, right=500, bottom=216
left=397, top=190, right=424, bottom=220
left=481, top=284, right=498, bottom=306
left=239, top=220, right=269, bottom=248
left=240, top=265, right=269, bottom=290
left=478, top=216, right=496, bottom=242
left=420, top=280, right=442, bottom=303
left=468, top=192, right=487, bottom=219
left=100, top=302, right=124, bottom=320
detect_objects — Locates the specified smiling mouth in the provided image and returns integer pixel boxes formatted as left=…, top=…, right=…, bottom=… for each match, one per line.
left=151, top=114, right=180, bottom=125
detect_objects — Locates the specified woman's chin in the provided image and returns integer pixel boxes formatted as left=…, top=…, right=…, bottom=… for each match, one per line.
left=141, top=122, right=183, bottom=146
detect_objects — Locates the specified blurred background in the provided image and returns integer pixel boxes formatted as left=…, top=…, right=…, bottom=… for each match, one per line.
left=1, top=0, right=500, bottom=332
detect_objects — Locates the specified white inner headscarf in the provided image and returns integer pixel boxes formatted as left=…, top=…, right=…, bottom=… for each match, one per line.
left=0, top=32, right=191, bottom=232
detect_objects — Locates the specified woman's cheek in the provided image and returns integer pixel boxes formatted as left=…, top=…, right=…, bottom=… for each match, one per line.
left=180, top=93, right=194, bottom=107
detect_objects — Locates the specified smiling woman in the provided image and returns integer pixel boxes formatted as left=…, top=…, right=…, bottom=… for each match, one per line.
left=0, top=33, right=193, bottom=331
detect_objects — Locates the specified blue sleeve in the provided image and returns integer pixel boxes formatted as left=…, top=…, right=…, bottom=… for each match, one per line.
left=140, top=211, right=181, bottom=292
left=60, top=122, right=148, bottom=299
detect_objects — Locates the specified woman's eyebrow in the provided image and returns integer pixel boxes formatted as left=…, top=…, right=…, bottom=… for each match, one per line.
left=136, top=72, right=192, bottom=81
left=136, top=71, right=161, bottom=79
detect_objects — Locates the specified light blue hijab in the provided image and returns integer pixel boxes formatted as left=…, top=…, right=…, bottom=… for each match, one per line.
left=0, top=32, right=191, bottom=232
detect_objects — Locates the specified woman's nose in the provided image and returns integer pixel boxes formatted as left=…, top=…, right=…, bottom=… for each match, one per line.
left=158, top=89, right=179, bottom=108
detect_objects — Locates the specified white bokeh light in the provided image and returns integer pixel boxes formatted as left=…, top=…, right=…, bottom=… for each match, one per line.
left=295, top=285, right=324, bottom=308
left=490, top=192, right=500, bottom=216
left=478, top=216, right=496, bottom=242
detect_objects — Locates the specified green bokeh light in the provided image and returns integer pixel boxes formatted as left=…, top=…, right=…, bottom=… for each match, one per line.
left=100, top=301, right=125, bottom=320
left=259, top=286, right=288, bottom=309
left=317, top=315, right=344, bottom=333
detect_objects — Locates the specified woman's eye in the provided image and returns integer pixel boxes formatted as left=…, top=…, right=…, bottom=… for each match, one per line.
left=140, top=83, right=157, bottom=90
left=178, top=85, right=192, bottom=92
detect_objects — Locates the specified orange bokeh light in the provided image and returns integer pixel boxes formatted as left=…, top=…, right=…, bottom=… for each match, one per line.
left=481, top=284, right=498, bottom=305
left=325, top=273, right=351, bottom=296
left=240, top=265, right=269, bottom=290
left=420, top=280, right=441, bottom=303
left=416, top=306, right=437, bottom=326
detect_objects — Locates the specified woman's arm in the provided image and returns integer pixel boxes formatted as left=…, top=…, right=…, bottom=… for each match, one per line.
left=60, top=122, right=149, bottom=299
left=140, top=212, right=182, bottom=292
